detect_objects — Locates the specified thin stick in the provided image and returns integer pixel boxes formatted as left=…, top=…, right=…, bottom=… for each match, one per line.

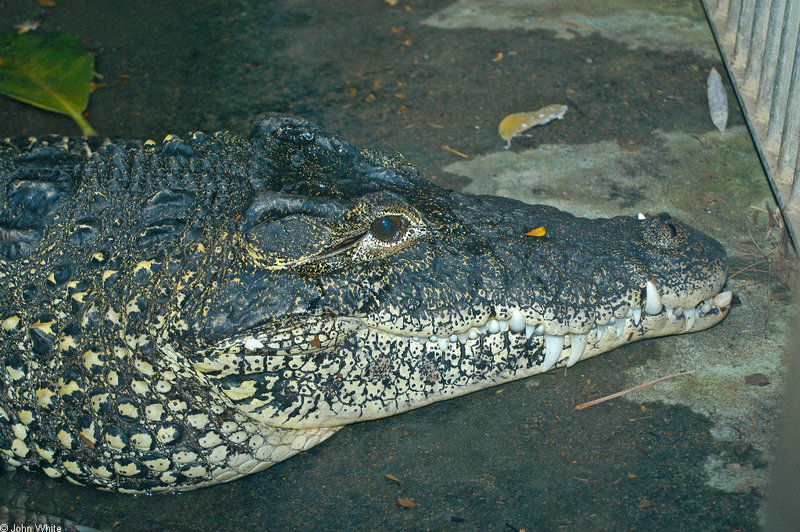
left=440, top=144, right=470, bottom=159
left=574, top=370, right=697, bottom=410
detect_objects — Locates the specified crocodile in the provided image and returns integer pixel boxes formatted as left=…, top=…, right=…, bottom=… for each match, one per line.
left=0, top=113, right=731, bottom=493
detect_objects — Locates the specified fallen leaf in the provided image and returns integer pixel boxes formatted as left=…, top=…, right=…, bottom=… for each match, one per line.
left=14, top=21, right=40, bottom=34
left=384, top=473, right=402, bottom=484
left=707, top=67, right=728, bottom=134
left=525, top=226, right=546, bottom=237
left=498, top=104, right=567, bottom=148
left=0, top=32, right=97, bottom=135
left=396, top=497, right=417, bottom=508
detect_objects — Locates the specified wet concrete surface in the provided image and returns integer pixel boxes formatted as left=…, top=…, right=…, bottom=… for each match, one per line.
left=0, top=0, right=790, bottom=530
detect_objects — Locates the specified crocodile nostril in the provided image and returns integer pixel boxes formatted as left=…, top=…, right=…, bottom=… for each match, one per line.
left=642, top=215, right=688, bottom=249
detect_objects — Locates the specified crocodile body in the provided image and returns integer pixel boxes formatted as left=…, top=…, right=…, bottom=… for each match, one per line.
left=0, top=114, right=730, bottom=493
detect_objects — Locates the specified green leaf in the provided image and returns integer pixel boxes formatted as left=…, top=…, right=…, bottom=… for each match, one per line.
left=0, top=32, right=97, bottom=136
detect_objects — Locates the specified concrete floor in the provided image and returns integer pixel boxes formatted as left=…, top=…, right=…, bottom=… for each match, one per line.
left=1, top=0, right=790, bottom=530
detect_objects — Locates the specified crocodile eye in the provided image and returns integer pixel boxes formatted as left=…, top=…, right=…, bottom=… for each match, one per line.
left=369, top=215, right=408, bottom=243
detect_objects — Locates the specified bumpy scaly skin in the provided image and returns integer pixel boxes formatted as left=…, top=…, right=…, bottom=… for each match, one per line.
left=0, top=114, right=730, bottom=493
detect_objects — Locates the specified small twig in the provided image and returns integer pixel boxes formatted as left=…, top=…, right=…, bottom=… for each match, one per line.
left=440, top=144, right=470, bottom=159
left=728, top=258, right=770, bottom=279
left=574, top=370, right=697, bottom=410
left=746, top=223, right=769, bottom=261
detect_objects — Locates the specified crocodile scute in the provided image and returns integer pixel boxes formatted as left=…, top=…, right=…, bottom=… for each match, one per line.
left=0, top=113, right=730, bottom=492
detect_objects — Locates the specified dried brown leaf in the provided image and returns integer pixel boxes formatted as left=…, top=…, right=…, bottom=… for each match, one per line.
left=396, top=497, right=417, bottom=508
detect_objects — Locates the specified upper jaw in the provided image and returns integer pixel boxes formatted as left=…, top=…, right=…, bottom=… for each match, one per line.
left=359, top=283, right=732, bottom=373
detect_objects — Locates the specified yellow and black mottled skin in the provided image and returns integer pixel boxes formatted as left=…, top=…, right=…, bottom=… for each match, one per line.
left=0, top=114, right=730, bottom=493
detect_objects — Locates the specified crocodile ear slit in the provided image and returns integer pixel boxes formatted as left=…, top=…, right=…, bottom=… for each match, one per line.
left=316, top=232, right=366, bottom=259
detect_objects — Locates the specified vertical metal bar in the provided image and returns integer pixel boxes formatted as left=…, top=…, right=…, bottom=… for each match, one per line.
left=734, top=0, right=756, bottom=65
left=744, top=0, right=772, bottom=94
left=766, top=0, right=800, bottom=144
left=756, top=0, right=787, bottom=118
left=786, top=40, right=800, bottom=203
left=727, top=0, right=743, bottom=34
left=794, top=129, right=800, bottom=204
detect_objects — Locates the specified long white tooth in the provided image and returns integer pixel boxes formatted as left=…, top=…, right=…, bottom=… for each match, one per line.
left=449, top=334, right=458, bottom=343
left=638, top=212, right=646, bottom=220
left=700, top=298, right=712, bottom=313
left=631, top=307, right=642, bottom=326
left=499, top=320, right=509, bottom=332
left=713, top=290, right=732, bottom=308
left=488, top=319, right=500, bottom=334
left=566, top=333, right=588, bottom=367
left=509, top=309, right=526, bottom=333
left=438, top=338, right=449, bottom=351
left=615, top=319, right=625, bottom=337
left=644, top=280, right=663, bottom=315
left=596, top=324, right=606, bottom=342
left=666, top=307, right=675, bottom=321
left=468, top=329, right=478, bottom=340
left=535, top=325, right=544, bottom=335
left=525, top=324, right=536, bottom=339
left=542, top=334, right=564, bottom=372
left=684, top=308, right=696, bottom=330
left=674, top=306, right=683, bottom=317
left=458, top=333, right=468, bottom=344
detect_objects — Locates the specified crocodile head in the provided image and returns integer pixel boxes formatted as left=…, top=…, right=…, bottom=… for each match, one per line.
left=0, top=113, right=730, bottom=492
left=189, top=114, right=730, bottom=431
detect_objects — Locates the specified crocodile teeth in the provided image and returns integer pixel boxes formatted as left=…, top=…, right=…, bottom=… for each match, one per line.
left=401, top=286, right=731, bottom=349
left=684, top=308, right=696, bottom=330
left=509, top=309, right=526, bottom=333
left=566, top=333, right=588, bottom=367
left=644, top=280, right=663, bottom=315
left=542, top=334, right=564, bottom=372
left=595, top=324, right=606, bottom=342
left=713, top=290, right=732, bottom=308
